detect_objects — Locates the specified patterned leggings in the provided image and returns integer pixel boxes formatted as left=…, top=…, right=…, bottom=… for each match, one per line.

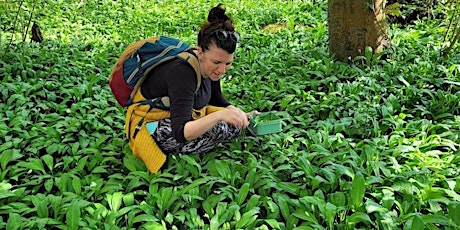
left=152, top=119, right=241, bottom=154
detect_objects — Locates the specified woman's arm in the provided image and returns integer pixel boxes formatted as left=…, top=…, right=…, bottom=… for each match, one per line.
left=183, top=107, right=249, bottom=141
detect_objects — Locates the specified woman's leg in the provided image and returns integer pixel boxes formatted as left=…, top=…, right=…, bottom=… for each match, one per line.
left=152, top=118, right=241, bottom=154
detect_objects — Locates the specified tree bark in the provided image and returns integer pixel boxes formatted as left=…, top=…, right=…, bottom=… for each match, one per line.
left=328, top=0, right=389, bottom=61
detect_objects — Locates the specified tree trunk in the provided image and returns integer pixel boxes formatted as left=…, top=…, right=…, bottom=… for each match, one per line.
left=327, top=0, right=389, bottom=61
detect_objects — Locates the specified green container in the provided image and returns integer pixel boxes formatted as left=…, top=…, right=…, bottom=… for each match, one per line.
left=248, top=112, right=282, bottom=135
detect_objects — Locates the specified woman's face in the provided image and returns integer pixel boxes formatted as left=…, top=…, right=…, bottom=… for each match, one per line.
left=198, top=43, right=234, bottom=81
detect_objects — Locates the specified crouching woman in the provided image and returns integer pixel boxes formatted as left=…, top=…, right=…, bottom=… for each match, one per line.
left=124, top=4, right=257, bottom=173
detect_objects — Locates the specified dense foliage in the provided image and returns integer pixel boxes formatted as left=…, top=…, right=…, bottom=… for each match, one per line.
left=1, top=0, right=459, bottom=229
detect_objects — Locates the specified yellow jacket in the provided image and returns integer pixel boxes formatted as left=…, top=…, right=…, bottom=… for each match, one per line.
left=125, top=88, right=225, bottom=173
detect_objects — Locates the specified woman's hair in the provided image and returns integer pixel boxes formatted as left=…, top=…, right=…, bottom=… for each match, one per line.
left=198, top=4, right=238, bottom=54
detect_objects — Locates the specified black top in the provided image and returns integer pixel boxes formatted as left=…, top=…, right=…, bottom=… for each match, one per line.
left=140, top=54, right=231, bottom=143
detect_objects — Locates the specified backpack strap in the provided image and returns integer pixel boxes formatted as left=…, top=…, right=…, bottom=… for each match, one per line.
left=176, top=51, right=201, bottom=93
left=131, top=98, right=161, bottom=139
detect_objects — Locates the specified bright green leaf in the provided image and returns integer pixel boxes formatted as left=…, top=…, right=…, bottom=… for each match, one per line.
left=350, top=172, right=365, bottom=209
left=6, top=213, right=21, bottom=230
left=324, top=202, right=337, bottom=229
left=66, top=202, right=81, bottom=230
left=235, top=207, right=260, bottom=229
left=410, top=214, right=425, bottom=230
left=17, top=158, right=45, bottom=174
left=107, top=192, right=123, bottom=212
left=123, top=193, right=135, bottom=207
left=41, top=154, right=54, bottom=172
left=72, top=177, right=82, bottom=195
left=265, top=219, right=283, bottom=229
left=448, top=202, right=460, bottom=226
left=238, top=183, right=250, bottom=206
left=329, top=192, right=346, bottom=207
left=346, top=212, right=372, bottom=225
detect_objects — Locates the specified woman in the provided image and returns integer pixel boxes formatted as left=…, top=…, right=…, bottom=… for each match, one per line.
left=125, top=4, right=257, bottom=173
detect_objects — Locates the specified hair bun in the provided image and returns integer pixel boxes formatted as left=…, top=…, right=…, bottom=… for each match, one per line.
left=207, top=4, right=231, bottom=23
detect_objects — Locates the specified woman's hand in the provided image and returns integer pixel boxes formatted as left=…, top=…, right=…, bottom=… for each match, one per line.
left=220, top=106, right=249, bottom=128
left=223, top=105, right=260, bottom=128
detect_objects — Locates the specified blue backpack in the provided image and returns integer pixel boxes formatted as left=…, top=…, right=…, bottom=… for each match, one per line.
left=109, top=36, right=201, bottom=107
